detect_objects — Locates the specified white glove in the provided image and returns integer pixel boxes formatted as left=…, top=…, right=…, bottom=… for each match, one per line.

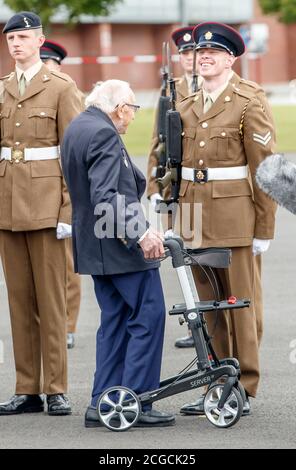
left=252, top=238, right=270, bottom=256
left=56, top=222, right=72, bottom=240
left=150, top=193, right=163, bottom=211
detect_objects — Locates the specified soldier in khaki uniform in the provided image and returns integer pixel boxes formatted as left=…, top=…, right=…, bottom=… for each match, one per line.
left=40, top=40, right=82, bottom=350
left=147, top=26, right=202, bottom=348
left=0, top=12, right=83, bottom=416
left=147, top=26, right=200, bottom=202
left=175, top=23, right=277, bottom=416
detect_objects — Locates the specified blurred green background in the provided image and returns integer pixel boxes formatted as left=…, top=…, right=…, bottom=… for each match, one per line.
left=123, top=105, right=296, bottom=156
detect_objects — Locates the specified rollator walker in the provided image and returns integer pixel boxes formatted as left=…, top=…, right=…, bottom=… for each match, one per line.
left=96, top=238, right=250, bottom=431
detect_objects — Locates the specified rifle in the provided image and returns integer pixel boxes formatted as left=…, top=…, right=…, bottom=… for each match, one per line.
left=192, top=48, right=199, bottom=93
left=160, top=42, right=183, bottom=203
left=153, top=42, right=171, bottom=184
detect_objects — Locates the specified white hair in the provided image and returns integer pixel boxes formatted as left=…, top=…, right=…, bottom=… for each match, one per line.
left=85, top=79, right=134, bottom=113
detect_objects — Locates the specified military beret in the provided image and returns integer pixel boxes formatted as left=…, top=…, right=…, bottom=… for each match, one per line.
left=193, top=22, right=245, bottom=57
left=40, top=40, right=67, bottom=64
left=171, top=26, right=195, bottom=53
left=3, top=11, right=42, bottom=34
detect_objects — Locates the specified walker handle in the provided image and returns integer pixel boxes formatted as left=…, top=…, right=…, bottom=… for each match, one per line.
left=163, top=237, right=184, bottom=268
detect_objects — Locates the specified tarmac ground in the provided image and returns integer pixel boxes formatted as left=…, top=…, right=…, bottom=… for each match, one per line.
left=0, top=155, right=296, bottom=449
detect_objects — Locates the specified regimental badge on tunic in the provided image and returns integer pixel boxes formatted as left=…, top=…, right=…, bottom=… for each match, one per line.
left=183, top=33, right=191, bottom=42
left=205, top=31, right=213, bottom=40
left=121, top=148, right=129, bottom=167
left=253, top=131, right=272, bottom=146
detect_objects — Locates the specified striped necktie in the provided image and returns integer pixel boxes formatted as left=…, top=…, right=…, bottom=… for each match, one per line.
left=18, top=73, right=27, bottom=96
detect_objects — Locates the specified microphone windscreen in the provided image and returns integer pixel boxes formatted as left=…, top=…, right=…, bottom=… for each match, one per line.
left=256, top=154, right=296, bottom=215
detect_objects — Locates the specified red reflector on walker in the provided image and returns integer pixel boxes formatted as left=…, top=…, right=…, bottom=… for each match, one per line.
left=228, top=296, right=237, bottom=304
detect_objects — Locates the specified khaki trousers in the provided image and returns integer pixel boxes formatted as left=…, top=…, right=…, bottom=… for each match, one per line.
left=0, top=229, right=68, bottom=395
left=192, top=246, right=262, bottom=397
left=66, top=239, right=81, bottom=333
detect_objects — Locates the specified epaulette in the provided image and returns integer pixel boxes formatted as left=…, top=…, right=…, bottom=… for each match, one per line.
left=240, top=78, right=260, bottom=90
left=234, top=78, right=264, bottom=98
left=180, top=92, right=198, bottom=103
left=232, top=85, right=254, bottom=100
left=50, top=70, right=74, bottom=83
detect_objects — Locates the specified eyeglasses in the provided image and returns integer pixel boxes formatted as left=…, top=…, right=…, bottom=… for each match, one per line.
left=116, top=103, right=141, bottom=113
left=124, top=103, right=140, bottom=112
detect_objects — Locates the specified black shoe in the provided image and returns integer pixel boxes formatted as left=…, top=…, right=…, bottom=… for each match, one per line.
left=174, top=335, right=194, bottom=348
left=181, top=395, right=251, bottom=416
left=85, top=405, right=102, bottom=428
left=85, top=406, right=175, bottom=428
left=242, top=397, right=251, bottom=416
left=67, top=333, right=75, bottom=349
left=0, top=394, right=44, bottom=415
left=134, top=409, right=175, bottom=427
left=47, top=394, right=71, bottom=416
left=84, top=405, right=123, bottom=428
left=180, top=395, right=205, bottom=415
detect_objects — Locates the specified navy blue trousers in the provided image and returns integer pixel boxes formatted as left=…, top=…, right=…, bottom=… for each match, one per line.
left=91, top=268, right=165, bottom=408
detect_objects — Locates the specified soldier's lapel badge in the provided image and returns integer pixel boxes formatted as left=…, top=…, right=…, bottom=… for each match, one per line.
left=121, top=148, right=129, bottom=167
left=253, top=131, right=271, bottom=146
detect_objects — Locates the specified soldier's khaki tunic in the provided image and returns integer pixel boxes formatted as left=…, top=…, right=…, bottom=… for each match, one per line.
left=0, top=64, right=83, bottom=394
left=176, top=72, right=277, bottom=396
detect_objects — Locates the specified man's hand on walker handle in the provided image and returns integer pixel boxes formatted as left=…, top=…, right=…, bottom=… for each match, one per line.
left=139, top=227, right=165, bottom=259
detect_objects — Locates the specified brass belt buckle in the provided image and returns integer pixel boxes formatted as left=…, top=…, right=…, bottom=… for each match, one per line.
left=194, top=168, right=208, bottom=183
left=11, top=149, right=24, bottom=164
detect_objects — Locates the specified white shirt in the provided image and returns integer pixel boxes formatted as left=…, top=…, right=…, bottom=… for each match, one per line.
left=15, top=60, right=43, bottom=84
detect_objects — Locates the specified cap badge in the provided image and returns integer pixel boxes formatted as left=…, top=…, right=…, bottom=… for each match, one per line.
left=183, top=33, right=191, bottom=42
left=205, top=31, right=213, bottom=40
left=23, top=17, right=31, bottom=28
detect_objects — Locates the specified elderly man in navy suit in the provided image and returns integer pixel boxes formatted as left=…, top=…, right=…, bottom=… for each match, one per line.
left=61, top=79, right=175, bottom=428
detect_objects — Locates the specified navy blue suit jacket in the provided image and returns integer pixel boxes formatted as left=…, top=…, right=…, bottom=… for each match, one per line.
left=61, top=106, right=159, bottom=275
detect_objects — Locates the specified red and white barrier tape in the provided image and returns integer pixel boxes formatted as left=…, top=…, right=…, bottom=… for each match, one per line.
left=64, top=54, right=180, bottom=65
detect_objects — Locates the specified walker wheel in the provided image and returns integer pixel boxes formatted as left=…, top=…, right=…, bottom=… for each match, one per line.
left=97, top=386, right=140, bottom=431
left=204, top=384, right=243, bottom=428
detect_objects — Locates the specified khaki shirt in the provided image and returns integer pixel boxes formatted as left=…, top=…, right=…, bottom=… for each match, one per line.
left=176, top=72, right=277, bottom=248
left=0, top=64, right=83, bottom=230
